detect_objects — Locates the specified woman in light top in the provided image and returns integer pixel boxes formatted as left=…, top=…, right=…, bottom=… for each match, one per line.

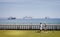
left=44, top=23, right=47, bottom=31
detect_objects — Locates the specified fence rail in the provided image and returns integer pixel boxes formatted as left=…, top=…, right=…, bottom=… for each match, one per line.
left=0, top=24, right=60, bottom=30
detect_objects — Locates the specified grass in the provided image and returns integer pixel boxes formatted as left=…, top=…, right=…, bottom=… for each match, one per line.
left=0, top=30, right=60, bottom=37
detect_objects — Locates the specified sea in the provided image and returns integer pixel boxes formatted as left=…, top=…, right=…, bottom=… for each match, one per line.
left=0, top=18, right=60, bottom=25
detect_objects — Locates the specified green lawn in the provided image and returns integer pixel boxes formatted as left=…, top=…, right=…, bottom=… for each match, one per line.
left=0, top=30, right=60, bottom=37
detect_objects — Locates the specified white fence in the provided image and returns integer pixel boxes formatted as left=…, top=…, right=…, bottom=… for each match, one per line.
left=0, top=24, right=60, bottom=30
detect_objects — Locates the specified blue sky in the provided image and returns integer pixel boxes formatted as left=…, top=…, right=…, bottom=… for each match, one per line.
left=0, top=0, right=60, bottom=18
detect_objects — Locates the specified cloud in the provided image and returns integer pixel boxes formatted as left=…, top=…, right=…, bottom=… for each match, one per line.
left=0, top=0, right=34, bottom=2
left=0, top=0, right=17, bottom=2
left=0, top=0, right=56, bottom=2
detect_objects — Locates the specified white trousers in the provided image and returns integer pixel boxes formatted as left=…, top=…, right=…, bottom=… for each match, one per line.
left=40, top=27, right=42, bottom=30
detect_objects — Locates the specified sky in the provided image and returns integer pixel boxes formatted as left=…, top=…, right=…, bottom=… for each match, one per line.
left=0, top=0, right=60, bottom=18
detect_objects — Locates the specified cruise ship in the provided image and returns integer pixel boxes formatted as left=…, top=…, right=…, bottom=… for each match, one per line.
left=8, top=17, right=16, bottom=20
